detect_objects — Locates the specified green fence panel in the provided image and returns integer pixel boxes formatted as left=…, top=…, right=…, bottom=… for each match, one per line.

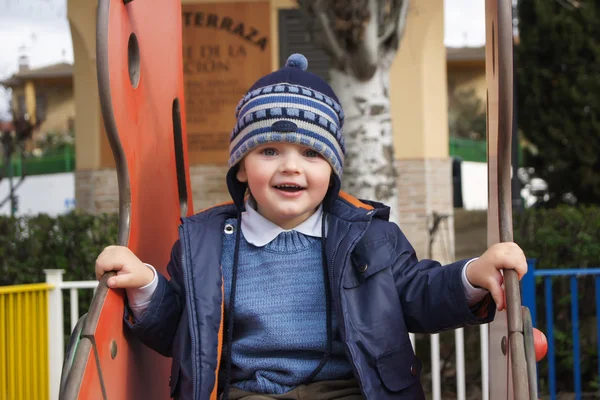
left=6, top=146, right=76, bottom=176
left=449, top=137, right=487, bottom=163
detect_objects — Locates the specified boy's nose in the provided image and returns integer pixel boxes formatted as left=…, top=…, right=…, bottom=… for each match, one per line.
left=280, top=154, right=302, bottom=173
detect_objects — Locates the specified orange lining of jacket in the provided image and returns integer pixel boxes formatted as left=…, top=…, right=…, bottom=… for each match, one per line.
left=210, top=278, right=225, bottom=399
left=338, top=191, right=374, bottom=210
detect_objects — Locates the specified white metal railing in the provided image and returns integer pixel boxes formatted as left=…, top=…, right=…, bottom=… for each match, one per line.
left=44, top=269, right=98, bottom=400
left=43, top=269, right=490, bottom=400
left=413, top=326, right=490, bottom=400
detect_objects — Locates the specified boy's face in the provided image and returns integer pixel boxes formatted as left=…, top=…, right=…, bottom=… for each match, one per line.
left=236, top=142, right=332, bottom=229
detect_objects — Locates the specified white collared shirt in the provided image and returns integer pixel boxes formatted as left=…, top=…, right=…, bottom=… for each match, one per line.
left=240, top=198, right=324, bottom=247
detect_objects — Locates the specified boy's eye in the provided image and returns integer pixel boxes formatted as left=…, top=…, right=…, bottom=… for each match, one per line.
left=261, top=148, right=277, bottom=156
left=305, top=149, right=319, bottom=158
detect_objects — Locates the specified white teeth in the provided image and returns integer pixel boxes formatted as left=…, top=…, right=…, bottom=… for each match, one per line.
left=276, top=185, right=303, bottom=188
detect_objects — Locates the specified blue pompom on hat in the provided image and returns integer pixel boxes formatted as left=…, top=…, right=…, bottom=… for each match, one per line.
left=226, top=54, right=346, bottom=210
left=284, top=53, right=308, bottom=70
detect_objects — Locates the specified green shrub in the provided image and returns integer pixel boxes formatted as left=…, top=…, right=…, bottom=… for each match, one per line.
left=515, top=206, right=600, bottom=394
left=0, top=211, right=119, bottom=346
left=514, top=205, right=600, bottom=270
left=0, top=212, right=118, bottom=286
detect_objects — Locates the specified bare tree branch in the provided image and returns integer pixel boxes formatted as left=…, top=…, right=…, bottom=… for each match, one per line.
left=380, top=0, right=409, bottom=67
left=343, top=0, right=380, bottom=78
left=379, top=0, right=398, bottom=45
left=395, top=1, right=410, bottom=35
left=0, top=109, right=34, bottom=210
left=303, top=0, right=347, bottom=66
left=0, top=176, right=25, bottom=208
left=388, top=0, right=409, bottom=51
left=379, top=22, right=396, bottom=46
left=299, top=0, right=410, bottom=79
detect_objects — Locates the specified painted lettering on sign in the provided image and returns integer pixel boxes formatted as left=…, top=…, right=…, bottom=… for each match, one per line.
left=182, top=2, right=272, bottom=165
left=182, top=12, right=268, bottom=51
left=183, top=45, right=248, bottom=74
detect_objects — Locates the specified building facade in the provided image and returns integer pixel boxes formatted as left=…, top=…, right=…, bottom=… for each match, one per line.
left=0, top=59, right=75, bottom=143
left=68, top=0, right=475, bottom=262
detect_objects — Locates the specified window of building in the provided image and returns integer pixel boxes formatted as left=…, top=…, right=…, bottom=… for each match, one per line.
left=17, top=95, right=26, bottom=118
left=36, top=93, right=47, bottom=122
left=278, top=9, right=330, bottom=82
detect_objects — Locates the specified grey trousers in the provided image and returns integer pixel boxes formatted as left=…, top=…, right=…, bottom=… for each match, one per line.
left=225, top=378, right=363, bottom=400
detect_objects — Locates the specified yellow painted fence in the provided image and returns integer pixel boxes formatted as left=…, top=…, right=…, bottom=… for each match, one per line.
left=0, top=283, right=51, bottom=400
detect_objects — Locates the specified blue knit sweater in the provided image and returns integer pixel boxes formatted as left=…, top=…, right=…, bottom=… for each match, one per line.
left=221, top=218, right=353, bottom=394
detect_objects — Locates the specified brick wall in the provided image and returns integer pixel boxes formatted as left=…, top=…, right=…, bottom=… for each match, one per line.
left=75, top=169, right=119, bottom=214
left=396, top=158, right=455, bottom=264
left=75, top=165, right=232, bottom=215
left=188, top=165, right=231, bottom=211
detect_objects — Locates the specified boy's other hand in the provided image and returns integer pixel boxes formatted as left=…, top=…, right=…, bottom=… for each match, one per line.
left=95, top=245, right=154, bottom=289
left=466, top=242, right=527, bottom=311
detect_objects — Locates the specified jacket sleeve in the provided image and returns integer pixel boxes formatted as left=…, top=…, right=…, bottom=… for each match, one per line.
left=123, top=240, right=184, bottom=357
left=387, top=223, right=496, bottom=334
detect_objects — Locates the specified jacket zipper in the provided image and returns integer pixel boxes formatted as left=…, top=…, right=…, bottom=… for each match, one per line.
left=335, top=212, right=374, bottom=399
left=329, top=224, right=350, bottom=271
left=179, top=223, right=198, bottom=399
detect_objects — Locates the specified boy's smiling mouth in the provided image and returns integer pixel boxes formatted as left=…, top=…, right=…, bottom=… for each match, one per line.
left=274, top=184, right=305, bottom=192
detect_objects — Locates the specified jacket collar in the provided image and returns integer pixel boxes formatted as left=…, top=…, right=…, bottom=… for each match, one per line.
left=185, top=191, right=390, bottom=225
left=329, top=192, right=390, bottom=222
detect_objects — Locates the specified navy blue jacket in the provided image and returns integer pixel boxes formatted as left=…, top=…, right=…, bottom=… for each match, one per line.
left=125, top=192, right=495, bottom=399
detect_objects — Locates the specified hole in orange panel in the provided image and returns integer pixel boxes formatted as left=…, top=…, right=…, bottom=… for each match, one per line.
left=128, top=33, right=140, bottom=89
left=110, top=340, right=117, bottom=359
left=172, top=98, right=188, bottom=217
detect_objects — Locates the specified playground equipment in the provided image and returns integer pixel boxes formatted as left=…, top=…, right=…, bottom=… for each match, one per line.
left=484, top=1, right=543, bottom=399
left=58, top=0, right=547, bottom=399
left=58, top=0, right=193, bottom=399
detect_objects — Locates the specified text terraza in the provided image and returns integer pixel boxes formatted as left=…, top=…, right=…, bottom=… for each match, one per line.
left=183, top=12, right=268, bottom=51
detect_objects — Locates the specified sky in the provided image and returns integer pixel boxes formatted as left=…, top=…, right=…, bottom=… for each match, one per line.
left=0, top=0, right=486, bottom=119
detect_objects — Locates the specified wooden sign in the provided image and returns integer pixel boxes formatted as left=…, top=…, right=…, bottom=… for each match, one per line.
left=182, top=2, right=272, bottom=165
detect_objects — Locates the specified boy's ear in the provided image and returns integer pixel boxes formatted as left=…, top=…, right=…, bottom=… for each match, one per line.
left=236, top=163, right=248, bottom=183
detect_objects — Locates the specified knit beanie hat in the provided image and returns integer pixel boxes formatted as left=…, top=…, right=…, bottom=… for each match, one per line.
left=226, top=54, right=345, bottom=210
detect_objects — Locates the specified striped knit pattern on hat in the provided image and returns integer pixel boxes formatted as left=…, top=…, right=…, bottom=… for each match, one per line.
left=228, top=54, right=345, bottom=178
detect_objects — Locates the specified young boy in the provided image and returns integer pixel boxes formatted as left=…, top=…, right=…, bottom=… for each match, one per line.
left=95, top=54, right=527, bottom=400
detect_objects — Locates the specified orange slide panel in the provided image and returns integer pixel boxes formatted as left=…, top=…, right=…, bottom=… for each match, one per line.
left=60, top=0, right=193, bottom=398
